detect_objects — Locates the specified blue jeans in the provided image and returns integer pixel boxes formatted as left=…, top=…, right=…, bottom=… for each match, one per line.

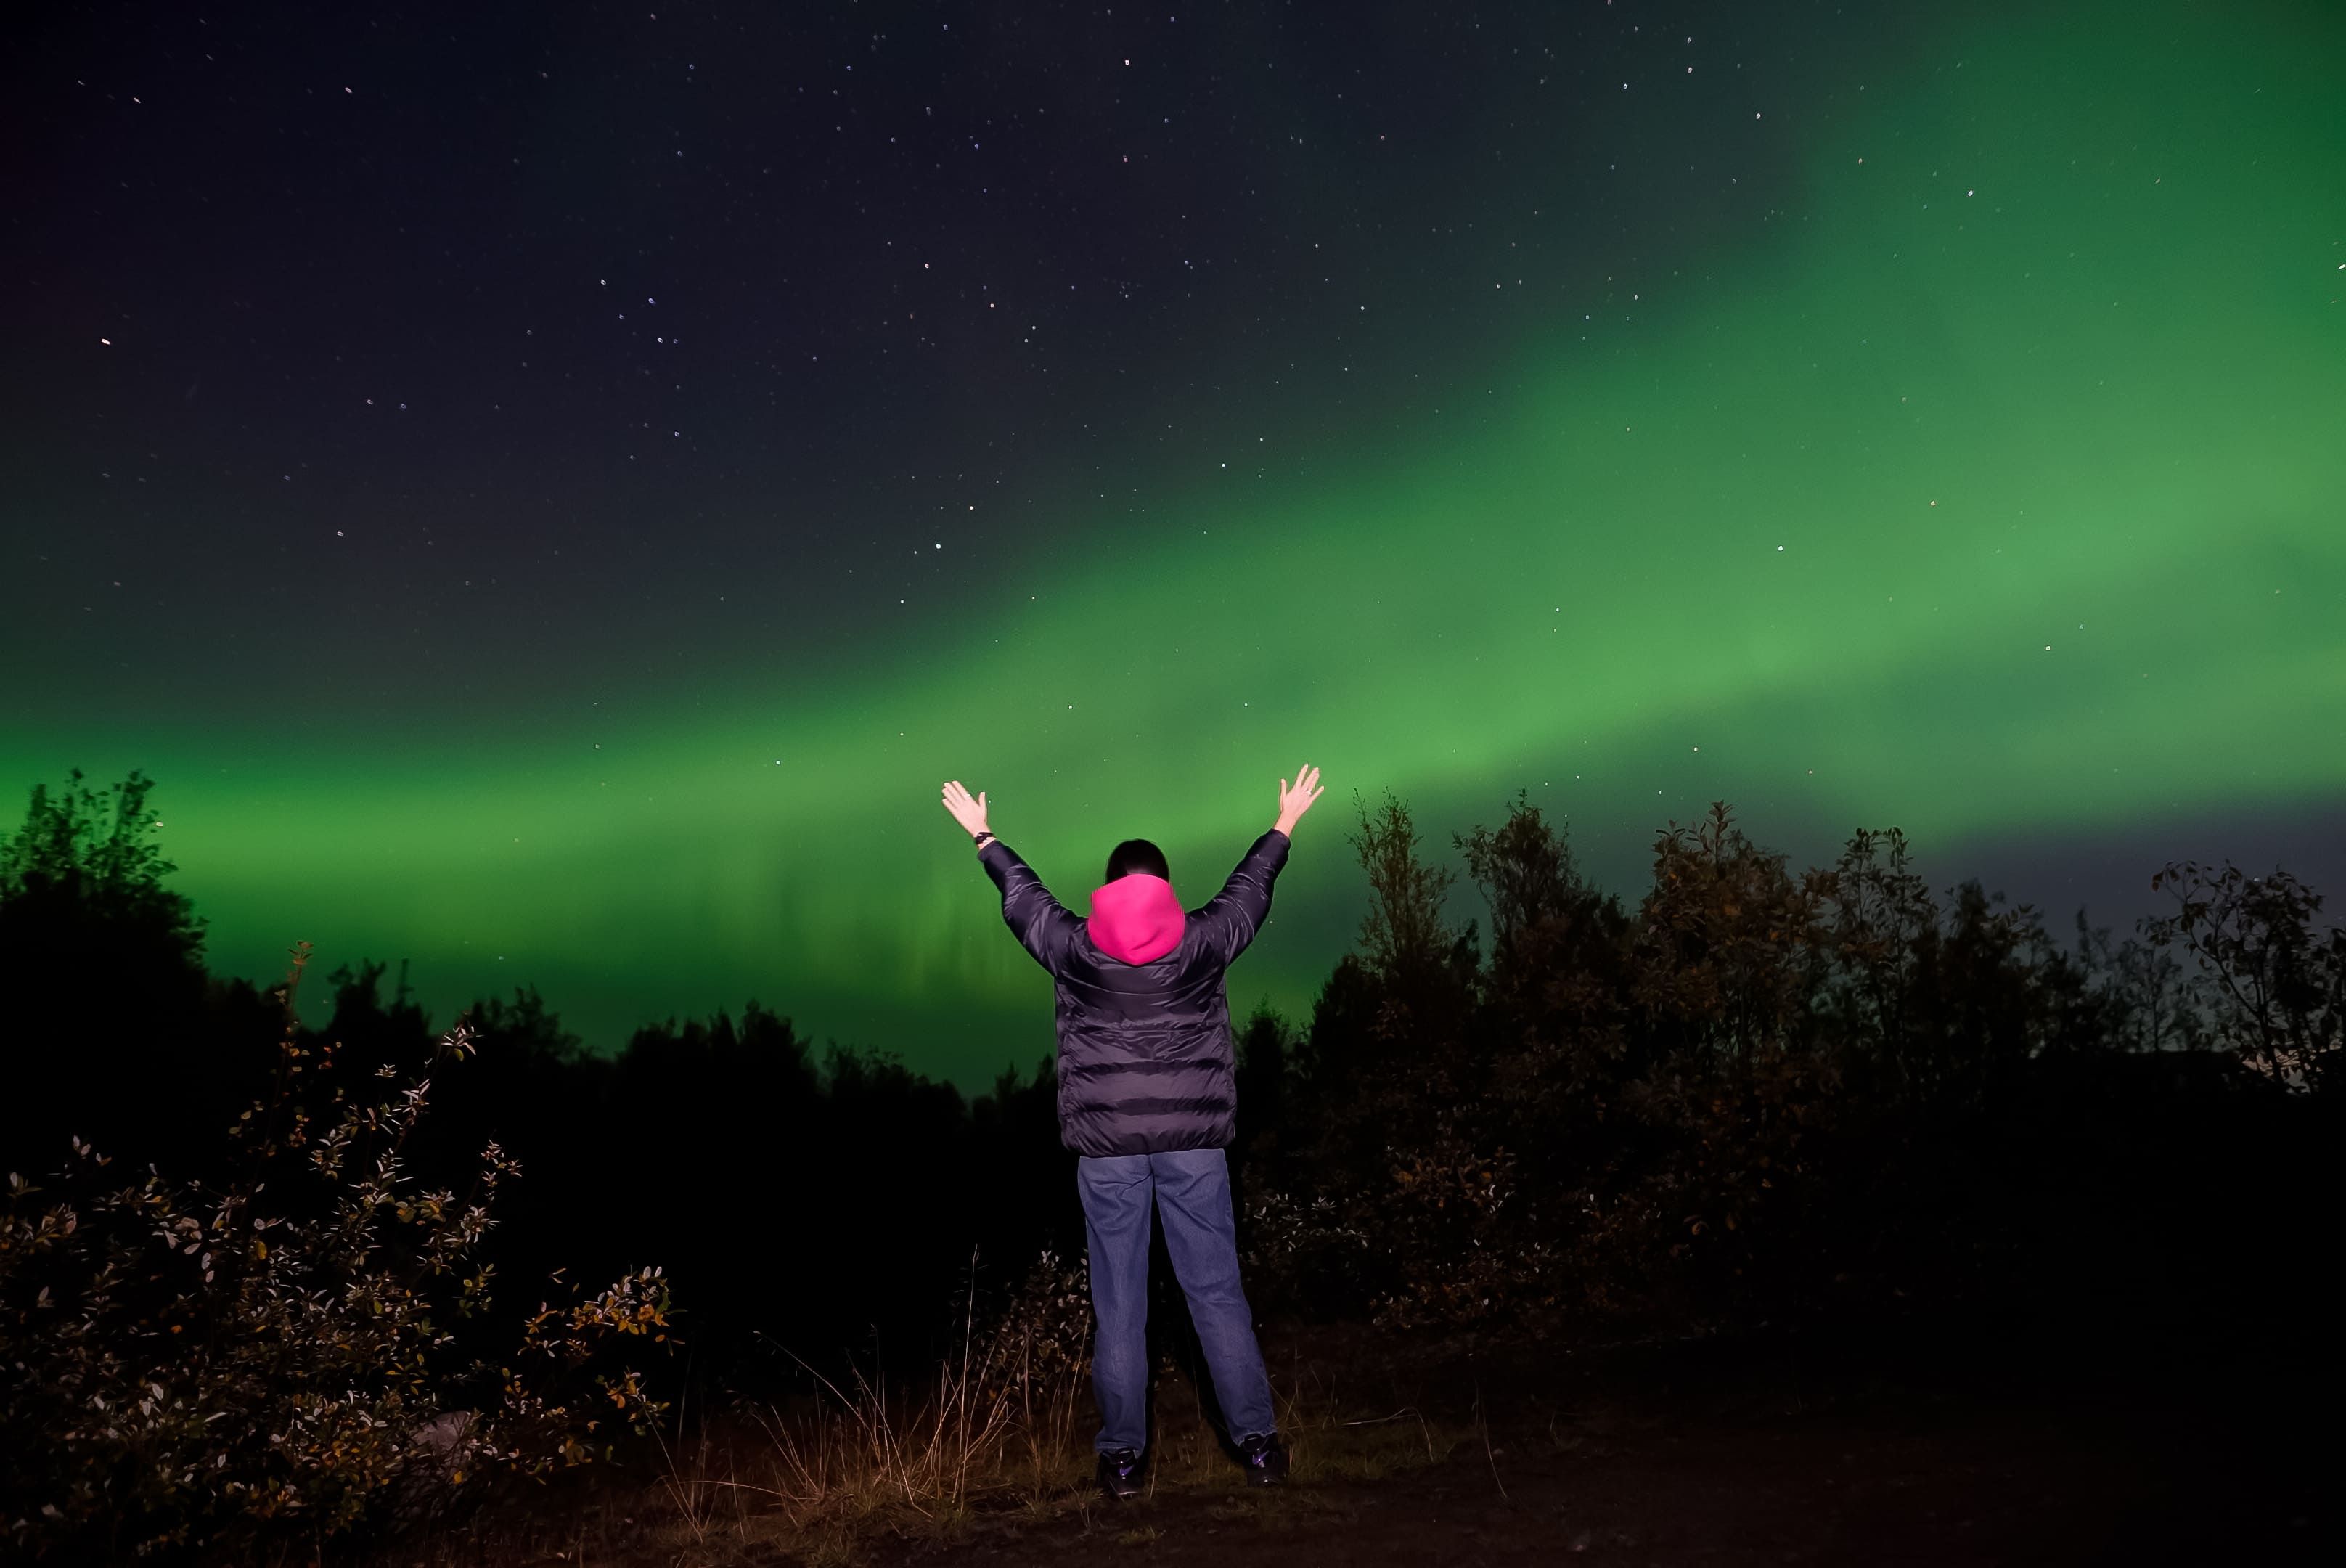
left=1076, top=1148, right=1276, bottom=1454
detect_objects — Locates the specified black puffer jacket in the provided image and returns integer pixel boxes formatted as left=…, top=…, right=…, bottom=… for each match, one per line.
left=978, top=830, right=1291, bottom=1157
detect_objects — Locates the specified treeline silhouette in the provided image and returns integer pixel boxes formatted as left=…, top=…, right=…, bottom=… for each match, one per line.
left=0, top=772, right=1079, bottom=1388
left=4, top=770, right=2339, bottom=1389
left=1235, top=792, right=2341, bottom=1340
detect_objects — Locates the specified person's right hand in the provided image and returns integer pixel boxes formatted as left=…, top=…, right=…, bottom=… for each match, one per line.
left=1274, top=764, right=1324, bottom=836
left=940, top=780, right=991, bottom=838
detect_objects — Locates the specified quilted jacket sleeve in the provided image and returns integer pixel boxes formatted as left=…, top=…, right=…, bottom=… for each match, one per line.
left=978, top=839, right=1079, bottom=973
left=1192, top=829, right=1291, bottom=967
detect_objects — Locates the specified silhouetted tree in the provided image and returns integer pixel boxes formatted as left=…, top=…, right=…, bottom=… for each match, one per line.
left=2149, top=860, right=2344, bottom=1093
left=1233, top=1000, right=1291, bottom=1176
left=0, top=771, right=272, bottom=1177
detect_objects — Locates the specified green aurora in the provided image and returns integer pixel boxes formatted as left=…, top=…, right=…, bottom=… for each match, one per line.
left=9, top=1, right=2342, bottom=1081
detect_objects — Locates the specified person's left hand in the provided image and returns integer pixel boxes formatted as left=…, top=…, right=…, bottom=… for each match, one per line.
left=941, top=780, right=990, bottom=837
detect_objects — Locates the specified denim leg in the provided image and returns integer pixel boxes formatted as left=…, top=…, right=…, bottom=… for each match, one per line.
left=1076, top=1154, right=1154, bottom=1454
left=1148, top=1148, right=1277, bottom=1444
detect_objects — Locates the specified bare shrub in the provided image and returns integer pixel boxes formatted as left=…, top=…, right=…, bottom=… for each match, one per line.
left=2149, top=860, right=2344, bottom=1093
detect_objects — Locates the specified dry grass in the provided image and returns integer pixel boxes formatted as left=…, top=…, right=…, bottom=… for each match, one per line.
left=647, top=1351, right=1074, bottom=1553
left=397, top=1332, right=1466, bottom=1567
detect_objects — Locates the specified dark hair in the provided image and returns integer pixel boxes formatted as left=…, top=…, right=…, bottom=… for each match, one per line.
left=1105, top=838, right=1170, bottom=883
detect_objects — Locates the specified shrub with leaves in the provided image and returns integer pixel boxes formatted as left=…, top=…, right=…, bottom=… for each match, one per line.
left=1369, top=1138, right=1559, bottom=1331
left=970, top=1248, right=1093, bottom=1410
left=1241, top=1188, right=1373, bottom=1320
left=0, top=942, right=671, bottom=1556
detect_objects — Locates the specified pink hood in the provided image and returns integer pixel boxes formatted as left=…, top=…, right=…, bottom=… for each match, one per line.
left=1087, top=873, right=1185, bottom=965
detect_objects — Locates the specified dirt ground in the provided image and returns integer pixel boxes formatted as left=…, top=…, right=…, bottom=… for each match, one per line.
left=866, top=1318, right=2337, bottom=1567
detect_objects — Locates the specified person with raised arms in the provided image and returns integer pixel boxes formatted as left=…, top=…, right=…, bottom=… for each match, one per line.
left=940, top=764, right=1325, bottom=1498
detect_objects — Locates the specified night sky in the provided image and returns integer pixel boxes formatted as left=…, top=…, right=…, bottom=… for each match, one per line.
left=6, top=0, right=2342, bottom=1085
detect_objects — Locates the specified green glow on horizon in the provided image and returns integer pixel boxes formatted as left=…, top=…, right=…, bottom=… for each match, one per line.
left=10, top=1, right=2342, bottom=1078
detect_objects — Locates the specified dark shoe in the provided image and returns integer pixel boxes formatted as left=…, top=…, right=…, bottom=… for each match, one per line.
left=1237, top=1432, right=1288, bottom=1487
left=1096, top=1447, right=1145, bottom=1501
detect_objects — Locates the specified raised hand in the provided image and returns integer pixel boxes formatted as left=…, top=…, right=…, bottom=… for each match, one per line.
left=1274, top=763, right=1324, bottom=836
left=941, top=780, right=991, bottom=838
